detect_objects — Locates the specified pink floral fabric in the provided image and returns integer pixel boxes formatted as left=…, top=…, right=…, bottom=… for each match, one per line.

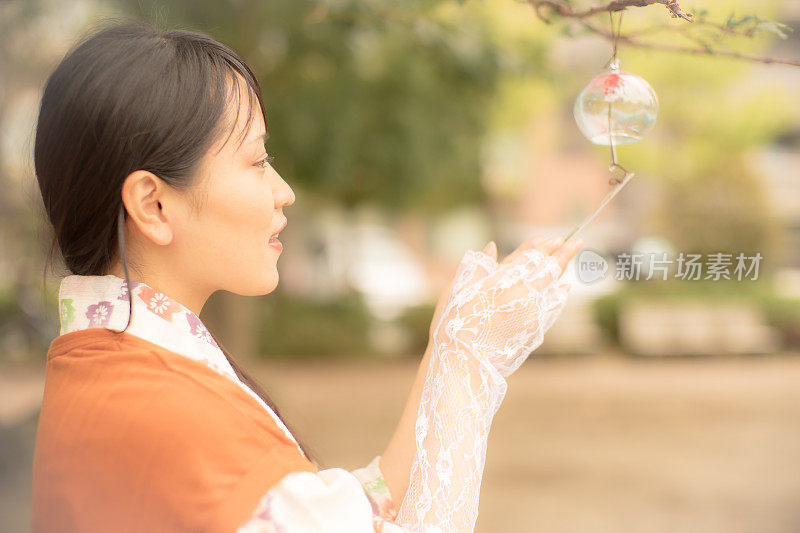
left=86, top=301, right=114, bottom=328
left=59, top=274, right=400, bottom=533
left=137, top=285, right=182, bottom=321
left=57, top=275, right=295, bottom=445
left=351, top=456, right=399, bottom=522
left=238, top=466, right=404, bottom=533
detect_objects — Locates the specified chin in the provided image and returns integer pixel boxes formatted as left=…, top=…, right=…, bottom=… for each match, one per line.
left=236, top=272, right=279, bottom=297
left=218, top=260, right=280, bottom=296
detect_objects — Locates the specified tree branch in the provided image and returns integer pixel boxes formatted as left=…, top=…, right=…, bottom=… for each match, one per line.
left=529, top=0, right=693, bottom=22
left=579, top=18, right=800, bottom=67
left=620, top=35, right=800, bottom=66
left=527, top=0, right=800, bottom=68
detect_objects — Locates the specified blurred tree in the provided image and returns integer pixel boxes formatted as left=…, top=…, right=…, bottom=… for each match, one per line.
left=655, top=158, right=780, bottom=258
left=1, top=0, right=798, bottom=361
left=485, top=0, right=796, bottom=264
left=119, top=0, right=537, bottom=214
left=0, top=0, right=120, bottom=360
left=604, top=0, right=795, bottom=264
left=113, top=0, right=547, bottom=358
left=94, top=0, right=800, bottom=258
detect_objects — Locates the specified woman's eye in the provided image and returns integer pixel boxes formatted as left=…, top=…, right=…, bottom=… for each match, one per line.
left=255, top=154, right=275, bottom=168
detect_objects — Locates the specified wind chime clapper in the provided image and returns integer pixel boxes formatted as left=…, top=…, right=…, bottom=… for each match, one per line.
left=564, top=11, right=658, bottom=243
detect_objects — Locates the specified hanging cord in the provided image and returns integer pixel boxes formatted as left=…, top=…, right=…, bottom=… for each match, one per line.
left=606, top=9, right=631, bottom=185
left=106, top=203, right=319, bottom=464
left=564, top=9, right=635, bottom=242
left=107, top=204, right=134, bottom=334
left=606, top=10, right=624, bottom=68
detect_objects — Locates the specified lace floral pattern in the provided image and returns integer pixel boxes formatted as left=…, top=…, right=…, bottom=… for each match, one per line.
left=59, top=275, right=409, bottom=531
left=237, top=246, right=570, bottom=533
left=59, top=246, right=571, bottom=533
left=395, top=247, right=569, bottom=532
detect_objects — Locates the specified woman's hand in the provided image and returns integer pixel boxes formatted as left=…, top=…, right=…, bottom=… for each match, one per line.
left=429, top=235, right=583, bottom=378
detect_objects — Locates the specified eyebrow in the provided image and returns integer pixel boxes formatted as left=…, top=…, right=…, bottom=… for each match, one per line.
left=248, top=131, right=269, bottom=144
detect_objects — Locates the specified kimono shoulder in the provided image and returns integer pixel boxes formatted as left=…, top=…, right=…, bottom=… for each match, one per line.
left=31, top=328, right=317, bottom=533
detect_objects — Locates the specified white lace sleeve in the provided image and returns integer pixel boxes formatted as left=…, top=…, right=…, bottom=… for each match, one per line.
left=396, top=247, right=570, bottom=532
left=237, top=247, right=569, bottom=533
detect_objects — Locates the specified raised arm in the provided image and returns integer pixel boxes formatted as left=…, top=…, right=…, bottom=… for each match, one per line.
left=238, top=236, right=580, bottom=533
left=382, top=236, right=581, bottom=530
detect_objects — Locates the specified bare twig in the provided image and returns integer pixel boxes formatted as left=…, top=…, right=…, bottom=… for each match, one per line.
left=620, top=36, right=800, bottom=66
left=626, top=19, right=749, bottom=39
left=580, top=18, right=800, bottom=67
left=527, top=0, right=800, bottom=68
left=529, top=0, right=693, bottom=23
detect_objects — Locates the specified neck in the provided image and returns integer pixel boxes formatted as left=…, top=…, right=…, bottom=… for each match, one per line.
left=107, top=262, right=210, bottom=317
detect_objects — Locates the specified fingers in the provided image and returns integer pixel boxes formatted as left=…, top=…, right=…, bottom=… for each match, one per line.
left=479, top=235, right=582, bottom=288
left=540, top=281, right=572, bottom=334
left=500, top=235, right=547, bottom=265
left=452, top=247, right=499, bottom=294
left=552, top=237, right=583, bottom=274
left=503, top=237, right=583, bottom=277
left=481, top=240, right=498, bottom=261
left=501, top=236, right=581, bottom=289
left=501, top=235, right=564, bottom=268
left=539, top=237, right=564, bottom=256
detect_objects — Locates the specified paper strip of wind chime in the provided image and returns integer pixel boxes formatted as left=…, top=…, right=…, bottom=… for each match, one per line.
left=565, top=11, right=658, bottom=242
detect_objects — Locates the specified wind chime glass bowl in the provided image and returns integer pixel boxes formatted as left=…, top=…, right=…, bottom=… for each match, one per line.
left=573, top=70, right=658, bottom=145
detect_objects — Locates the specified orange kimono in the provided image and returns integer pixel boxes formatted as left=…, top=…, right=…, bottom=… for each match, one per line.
left=31, top=329, right=317, bottom=532
left=31, top=275, right=398, bottom=532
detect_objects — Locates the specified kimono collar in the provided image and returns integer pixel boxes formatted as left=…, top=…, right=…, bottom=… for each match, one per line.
left=58, top=274, right=238, bottom=380
left=57, top=274, right=300, bottom=448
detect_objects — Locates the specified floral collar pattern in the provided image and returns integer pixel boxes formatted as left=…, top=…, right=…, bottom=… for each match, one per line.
left=58, top=274, right=299, bottom=448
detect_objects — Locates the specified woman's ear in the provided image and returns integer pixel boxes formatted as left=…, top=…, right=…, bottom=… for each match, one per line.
left=120, top=171, right=174, bottom=246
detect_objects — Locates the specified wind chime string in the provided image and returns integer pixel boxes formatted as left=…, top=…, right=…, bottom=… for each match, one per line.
left=564, top=10, right=637, bottom=242
left=608, top=10, right=620, bottom=66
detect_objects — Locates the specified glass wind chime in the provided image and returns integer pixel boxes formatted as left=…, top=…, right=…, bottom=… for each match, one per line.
left=565, top=11, right=658, bottom=241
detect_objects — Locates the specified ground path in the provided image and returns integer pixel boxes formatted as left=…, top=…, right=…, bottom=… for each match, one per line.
left=2, top=354, right=799, bottom=532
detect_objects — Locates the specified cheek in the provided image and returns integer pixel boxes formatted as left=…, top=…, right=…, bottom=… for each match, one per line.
left=191, top=179, right=275, bottom=256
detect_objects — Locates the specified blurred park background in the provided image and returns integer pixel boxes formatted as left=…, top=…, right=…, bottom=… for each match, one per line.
left=1, top=0, right=800, bottom=531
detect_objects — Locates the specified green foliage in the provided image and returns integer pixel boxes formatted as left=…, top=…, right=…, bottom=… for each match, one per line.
left=761, top=296, right=800, bottom=347
left=256, top=290, right=374, bottom=359
left=584, top=1, right=795, bottom=259
left=256, top=294, right=438, bottom=359
left=593, top=291, right=623, bottom=346
left=92, top=0, right=798, bottom=361
left=0, top=289, right=20, bottom=363
left=0, top=288, right=17, bottom=330
left=653, top=157, right=780, bottom=262
left=116, top=0, right=797, bottom=250
left=723, top=14, right=793, bottom=39
left=120, top=0, right=515, bottom=214
left=396, top=302, right=437, bottom=356
left=593, top=280, right=800, bottom=349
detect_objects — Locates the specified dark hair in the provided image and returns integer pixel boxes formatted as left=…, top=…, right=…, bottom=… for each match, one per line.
left=34, top=21, right=319, bottom=466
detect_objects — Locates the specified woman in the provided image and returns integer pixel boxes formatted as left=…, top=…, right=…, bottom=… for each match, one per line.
left=30, top=22, right=582, bottom=532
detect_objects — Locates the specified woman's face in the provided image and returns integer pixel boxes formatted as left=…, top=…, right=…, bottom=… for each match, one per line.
left=171, top=81, right=295, bottom=298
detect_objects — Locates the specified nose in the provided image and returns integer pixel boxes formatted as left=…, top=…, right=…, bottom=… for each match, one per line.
left=273, top=172, right=295, bottom=208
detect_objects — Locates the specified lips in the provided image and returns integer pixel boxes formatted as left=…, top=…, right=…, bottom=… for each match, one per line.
left=270, top=219, right=287, bottom=240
